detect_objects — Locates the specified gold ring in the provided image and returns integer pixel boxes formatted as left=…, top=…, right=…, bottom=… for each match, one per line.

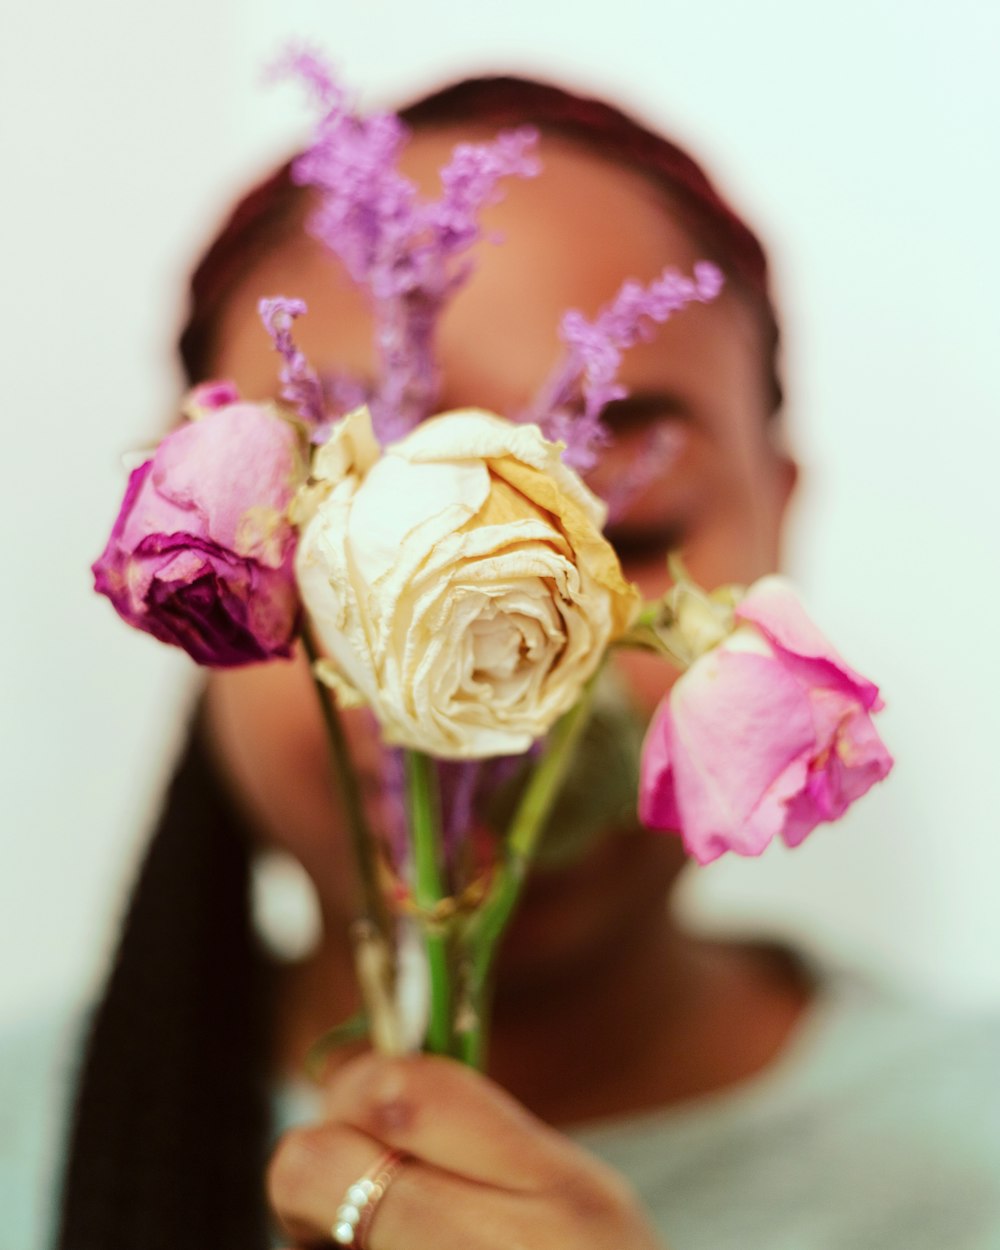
left=331, top=1149, right=406, bottom=1248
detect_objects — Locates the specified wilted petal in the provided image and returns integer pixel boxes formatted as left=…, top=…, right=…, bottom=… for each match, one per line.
left=781, top=688, right=894, bottom=847
left=93, top=395, right=304, bottom=666
left=181, top=380, right=241, bottom=418
left=298, top=409, right=638, bottom=757
left=154, top=403, right=303, bottom=562
left=637, top=698, right=682, bottom=835
left=736, top=575, right=882, bottom=709
left=656, top=648, right=816, bottom=863
left=639, top=575, right=893, bottom=862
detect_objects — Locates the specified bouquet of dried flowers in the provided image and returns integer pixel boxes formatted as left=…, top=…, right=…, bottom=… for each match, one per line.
left=93, top=54, right=892, bottom=1069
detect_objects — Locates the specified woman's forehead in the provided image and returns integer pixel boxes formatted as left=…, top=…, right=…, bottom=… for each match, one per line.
left=212, top=128, right=762, bottom=430
left=404, top=125, right=705, bottom=295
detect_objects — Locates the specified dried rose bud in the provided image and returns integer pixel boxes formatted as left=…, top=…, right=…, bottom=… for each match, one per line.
left=93, top=395, right=305, bottom=666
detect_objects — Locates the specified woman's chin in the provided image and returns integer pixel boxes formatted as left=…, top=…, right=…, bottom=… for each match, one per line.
left=492, top=824, right=688, bottom=993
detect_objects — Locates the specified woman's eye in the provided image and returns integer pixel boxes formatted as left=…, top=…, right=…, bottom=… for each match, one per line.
left=607, top=528, right=683, bottom=562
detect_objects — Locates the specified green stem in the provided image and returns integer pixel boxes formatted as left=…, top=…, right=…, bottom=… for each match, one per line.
left=459, top=675, right=601, bottom=1068
left=301, top=630, right=392, bottom=946
left=403, top=750, right=453, bottom=1056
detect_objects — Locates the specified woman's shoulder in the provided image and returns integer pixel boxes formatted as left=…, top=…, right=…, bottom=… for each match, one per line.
left=573, top=962, right=1000, bottom=1249
left=0, top=1003, right=85, bottom=1250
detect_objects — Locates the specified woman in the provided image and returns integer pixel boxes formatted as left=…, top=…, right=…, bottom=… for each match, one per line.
left=49, top=77, right=999, bottom=1250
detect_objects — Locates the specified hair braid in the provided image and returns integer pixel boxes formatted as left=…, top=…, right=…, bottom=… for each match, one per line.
left=56, top=722, right=274, bottom=1249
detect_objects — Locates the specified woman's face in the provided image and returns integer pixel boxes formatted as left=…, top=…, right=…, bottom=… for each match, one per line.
left=203, top=128, right=795, bottom=979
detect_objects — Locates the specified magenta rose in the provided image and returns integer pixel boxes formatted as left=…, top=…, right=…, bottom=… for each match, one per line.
left=638, top=575, right=893, bottom=863
left=93, top=396, right=305, bottom=666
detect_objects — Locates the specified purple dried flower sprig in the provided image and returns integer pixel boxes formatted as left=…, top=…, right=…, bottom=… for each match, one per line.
left=259, top=297, right=328, bottom=431
left=260, top=54, right=725, bottom=492
left=529, top=261, right=724, bottom=472
left=266, top=48, right=540, bottom=444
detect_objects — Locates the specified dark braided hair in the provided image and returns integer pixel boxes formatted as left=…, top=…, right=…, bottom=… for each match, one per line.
left=56, top=724, right=275, bottom=1248
left=60, top=74, right=782, bottom=1248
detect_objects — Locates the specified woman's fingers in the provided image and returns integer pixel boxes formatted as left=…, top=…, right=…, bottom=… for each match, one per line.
left=320, top=1052, right=579, bottom=1190
left=270, top=1057, right=666, bottom=1250
left=269, top=1121, right=396, bottom=1245
left=267, top=1120, right=539, bottom=1250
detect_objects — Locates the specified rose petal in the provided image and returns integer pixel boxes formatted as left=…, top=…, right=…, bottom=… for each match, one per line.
left=637, top=697, right=682, bottom=834
left=93, top=398, right=303, bottom=666
left=298, top=408, right=637, bottom=757
left=154, top=404, right=302, bottom=562
left=781, top=688, right=894, bottom=847
left=736, top=575, right=882, bottom=710
left=646, top=647, right=817, bottom=863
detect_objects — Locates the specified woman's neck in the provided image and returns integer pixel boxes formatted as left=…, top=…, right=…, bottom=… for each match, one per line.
left=494, top=926, right=811, bottom=1125
left=274, top=912, right=812, bottom=1128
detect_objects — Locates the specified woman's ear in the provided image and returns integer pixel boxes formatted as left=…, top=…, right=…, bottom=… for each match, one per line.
left=768, top=452, right=800, bottom=568
left=775, top=453, right=799, bottom=518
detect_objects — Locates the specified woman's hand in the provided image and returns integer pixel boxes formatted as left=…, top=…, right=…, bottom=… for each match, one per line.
left=269, top=1051, right=667, bottom=1249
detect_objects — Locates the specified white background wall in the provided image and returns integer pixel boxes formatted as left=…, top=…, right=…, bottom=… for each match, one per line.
left=2, top=0, right=998, bottom=1027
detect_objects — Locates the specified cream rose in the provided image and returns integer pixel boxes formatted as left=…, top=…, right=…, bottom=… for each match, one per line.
left=295, top=407, right=639, bottom=758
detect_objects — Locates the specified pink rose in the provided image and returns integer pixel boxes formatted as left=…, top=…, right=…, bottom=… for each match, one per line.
left=93, top=396, right=304, bottom=666
left=638, top=575, right=893, bottom=863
